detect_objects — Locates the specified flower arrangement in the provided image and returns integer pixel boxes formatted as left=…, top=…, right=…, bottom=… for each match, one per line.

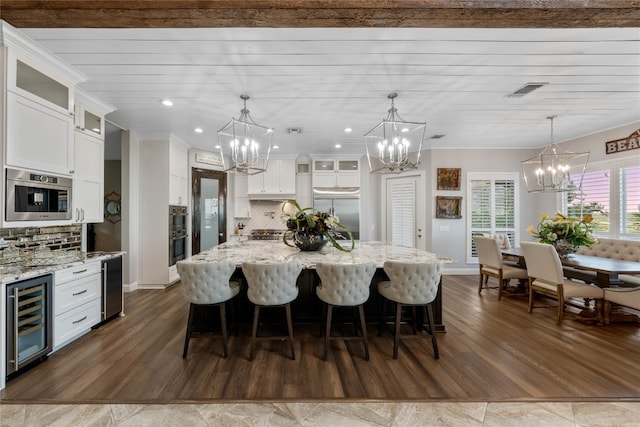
left=526, top=212, right=597, bottom=253
left=281, top=199, right=355, bottom=252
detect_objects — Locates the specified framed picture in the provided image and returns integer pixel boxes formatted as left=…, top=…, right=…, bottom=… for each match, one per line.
left=436, top=196, right=462, bottom=219
left=437, top=168, right=461, bottom=190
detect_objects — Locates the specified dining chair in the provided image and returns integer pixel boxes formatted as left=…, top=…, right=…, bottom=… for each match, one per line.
left=315, top=261, right=377, bottom=361
left=177, top=259, right=240, bottom=359
left=377, top=260, right=443, bottom=360
left=474, top=235, right=528, bottom=299
left=603, top=286, right=640, bottom=324
left=242, top=261, right=302, bottom=361
left=520, top=241, right=604, bottom=324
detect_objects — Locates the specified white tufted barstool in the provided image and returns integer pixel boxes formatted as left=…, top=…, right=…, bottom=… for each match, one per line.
left=377, top=260, right=443, bottom=360
left=242, top=261, right=302, bottom=361
left=474, top=235, right=528, bottom=299
left=177, top=259, right=240, bottom=359
left=315, top=262, right=377, bottom=361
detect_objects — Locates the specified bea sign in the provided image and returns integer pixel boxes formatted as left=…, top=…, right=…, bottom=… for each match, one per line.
left=605, top=130, right=640, bottom=155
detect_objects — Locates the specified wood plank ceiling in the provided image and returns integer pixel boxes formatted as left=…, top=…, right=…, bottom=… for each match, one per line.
left=1, top=1, right=639, bottom=155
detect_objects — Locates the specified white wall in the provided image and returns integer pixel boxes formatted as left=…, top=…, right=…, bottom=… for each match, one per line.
left=121, top=130, right=139, bottom=292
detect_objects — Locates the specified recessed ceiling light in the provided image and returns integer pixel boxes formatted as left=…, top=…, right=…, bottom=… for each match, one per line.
left=214, top=145, right=221, bottom=149
left=160, top=99, right=173, bottom=107
left=344, top=128, right=352, bottom=133
left=273, top=145, right=280, bottom=149
left=401, top=128, right=409, bottom=133
left=335, top=144, right=342, bottom=148
left=194, top=127, right=203, bottom=133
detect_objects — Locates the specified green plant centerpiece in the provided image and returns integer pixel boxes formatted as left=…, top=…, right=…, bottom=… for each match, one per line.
left=281, top=199, right=355, bottom=252
left=526, top=212, right=597, bottom=256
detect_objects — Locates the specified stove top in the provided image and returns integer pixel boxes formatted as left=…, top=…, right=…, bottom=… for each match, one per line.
left=248, top=229, right=285, bottom=241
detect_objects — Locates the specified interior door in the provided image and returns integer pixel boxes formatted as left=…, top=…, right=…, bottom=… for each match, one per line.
left=192, top=168, right=227, bottom=255
left=383, top=173, right=425, bottom=249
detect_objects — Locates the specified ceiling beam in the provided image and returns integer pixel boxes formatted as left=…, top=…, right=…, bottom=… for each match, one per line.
left=1, top=1, right=639, bottom=28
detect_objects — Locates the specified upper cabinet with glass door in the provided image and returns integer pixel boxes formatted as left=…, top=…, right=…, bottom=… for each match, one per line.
left=312, top=158, right=360, bottom=188
left=74, top=89, right=114, bottom=140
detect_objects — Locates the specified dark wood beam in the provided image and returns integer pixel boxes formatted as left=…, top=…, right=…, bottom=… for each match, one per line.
left=1, top=1, right=639, bottom=28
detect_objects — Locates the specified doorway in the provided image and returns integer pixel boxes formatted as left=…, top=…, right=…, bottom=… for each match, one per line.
left=191, top=168, right=227, bottom=255
left=382, top=172, right=426, bottom=249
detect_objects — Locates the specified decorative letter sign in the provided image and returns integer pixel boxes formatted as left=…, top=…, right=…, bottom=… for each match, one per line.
left=605, top=130, right=640, bottom=155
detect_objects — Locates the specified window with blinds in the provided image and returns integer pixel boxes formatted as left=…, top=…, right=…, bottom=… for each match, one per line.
left=389, top=179, right=416, bottom=247
left=466, top=173, right=519, bottom=262
left=563, top=162, right=640, bottom=239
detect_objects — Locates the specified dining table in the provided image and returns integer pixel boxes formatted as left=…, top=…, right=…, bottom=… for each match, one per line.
left=190, top=240, right=457, bottom=332
left=501, top=246, right=640, bottom=287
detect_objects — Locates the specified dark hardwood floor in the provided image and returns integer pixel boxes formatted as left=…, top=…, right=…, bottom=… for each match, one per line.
left=2, top=275, right=639, bottom=403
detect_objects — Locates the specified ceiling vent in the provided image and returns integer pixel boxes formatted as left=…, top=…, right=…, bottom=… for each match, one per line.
left=507, top=82, right=548, bottom=98
left=430, top=134, right=445, bottom=139
left=286, top=127, right=303, bottom=134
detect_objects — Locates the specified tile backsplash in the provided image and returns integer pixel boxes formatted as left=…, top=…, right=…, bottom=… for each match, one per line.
left=0, top=225, right=83, bottom=267
left=235, top=200, right=288, bottom=232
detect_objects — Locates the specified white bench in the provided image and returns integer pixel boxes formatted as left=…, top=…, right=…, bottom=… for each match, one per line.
left=576, top=238, right=640, bottom=286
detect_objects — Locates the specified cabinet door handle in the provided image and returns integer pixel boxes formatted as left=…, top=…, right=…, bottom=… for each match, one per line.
left=73, top=269, right=88, bottom=275
left=72, top=316, right=88, bottom=324
left=72, top=289, right=88, bottom=296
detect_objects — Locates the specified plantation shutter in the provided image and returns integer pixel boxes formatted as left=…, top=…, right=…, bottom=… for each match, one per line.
left=622, top=165, right=640, bottom=236
left=568, top=168, right=611, bottom=233
left=467, top=173, right=519, bottom=263
left=389, top=179, right=416, bottom=247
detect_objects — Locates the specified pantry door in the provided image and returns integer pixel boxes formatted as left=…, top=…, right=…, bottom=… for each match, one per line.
left=191, top=168, right=227, bottom=255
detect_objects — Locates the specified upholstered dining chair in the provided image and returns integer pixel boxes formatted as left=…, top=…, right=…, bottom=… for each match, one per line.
left=603, top=286, right=640, bottom=324
left=177, top=259, right=240, bottom=359
left=377, top=260, right=443, bottom=360
left=520, top=241, right=604, bottom=324
left=315, top=262, right=377, bottom=361
left=242, top=261, right=302, bottom=361
left=483, top=233, right=512, bottom=249
left=474, top=235, right=528, bottom=299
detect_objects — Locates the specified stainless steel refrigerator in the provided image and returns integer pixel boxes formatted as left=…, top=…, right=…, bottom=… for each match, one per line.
left=313, top=187, right=360, bottom=240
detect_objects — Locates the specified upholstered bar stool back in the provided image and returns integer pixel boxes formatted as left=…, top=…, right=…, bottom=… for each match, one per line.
left=377, top=260, right=443, bottom=359
left=474, top=235, right=528, bottom=299
left=242, top=261, right=302, bottom=360
left=315, top=262, right=377, bottom=361
left=521, top=241, right=604, bottom=324
left=177, top=259, right=240, bottom=359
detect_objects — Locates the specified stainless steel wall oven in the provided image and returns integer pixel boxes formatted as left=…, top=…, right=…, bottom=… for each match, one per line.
left=6, top=168, right=72, bottom=221
left=5, top=273, right=53, bottom=380
left=169, top=205, right=188, bottom=266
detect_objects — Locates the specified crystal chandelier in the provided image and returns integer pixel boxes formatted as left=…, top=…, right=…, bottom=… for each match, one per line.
left=217, top=94, right=273, bottom=175
left=364, top=93, right=426, bottom=173
left=520, top=116, right=590, bottom=193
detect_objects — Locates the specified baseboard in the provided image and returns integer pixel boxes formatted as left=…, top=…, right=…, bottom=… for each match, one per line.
left=443, top=268, right=477, bottom=275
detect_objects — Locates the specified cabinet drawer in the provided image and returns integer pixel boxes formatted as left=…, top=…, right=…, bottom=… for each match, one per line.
left=54, top=299, right=101, bottom=348
left=55, top=261, right=101, bottom=284
left=55, top=273, right=101, bottom=315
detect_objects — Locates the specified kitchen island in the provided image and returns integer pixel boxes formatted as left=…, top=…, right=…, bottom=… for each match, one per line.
left=189, top=240, right=455, bottom=331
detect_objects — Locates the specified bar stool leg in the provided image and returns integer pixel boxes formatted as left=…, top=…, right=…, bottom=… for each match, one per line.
left=323, top=304, right=333, bottom=361
left=426, top=303, right=439, bottom=359
left=183, top=303, right=195, bottom=358
left=250, top=305, right=260, bottom=361
left=358, top=304, right=369, bottom=361
left=393, top=302, right=402, bottom=359
left=219, top=302, right=229, bottom=359
left=285, top=303, right=295, bottom=360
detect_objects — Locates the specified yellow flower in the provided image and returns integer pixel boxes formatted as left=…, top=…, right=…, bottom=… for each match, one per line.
left=583, top=214, right=593, bottom=223
left=541, top=213, right=548, bottom=221
left=526, top=225, right=535, bottom=234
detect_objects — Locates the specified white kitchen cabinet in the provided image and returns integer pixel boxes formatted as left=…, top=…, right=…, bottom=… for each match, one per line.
left=234, top=174, right=251, bottom=218
left=248, top=159, right=296, bottom=198
left=5, top=91, right=74, bottom=176
left=74, top=103, right=105, bottom=140
left=53, top=261, right=102, bottom=350
left=296, top=161, right=312, bottom=209
left=312, top=159, right=360, bottom=188
left=73, top=131, right=104, bottom=223
left=169, top=139, right=189, bottom=206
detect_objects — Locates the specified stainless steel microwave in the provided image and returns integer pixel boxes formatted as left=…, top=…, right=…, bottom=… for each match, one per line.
left=5, top=168, right=72, bottom=221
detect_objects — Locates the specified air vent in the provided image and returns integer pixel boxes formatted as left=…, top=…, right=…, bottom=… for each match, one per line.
left=286, top=127, right=303, bottom=134
left=430, top=134, right=445, bottom=139
left=507, top=82, right=548, bottom=98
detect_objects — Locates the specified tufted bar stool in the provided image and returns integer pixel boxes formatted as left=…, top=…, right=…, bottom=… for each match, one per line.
left=242, top=261, right=302, bottom=361
left=177, top=259, right=240, bottom=359
left=315, top=262, right=377, bottom=361
left=377, top=260, right=443, bottom=360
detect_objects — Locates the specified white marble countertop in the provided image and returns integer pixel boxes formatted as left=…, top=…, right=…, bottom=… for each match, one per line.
left=191, top=240, right=456, bottom=269
left=0, top=251, right=124, bottom=284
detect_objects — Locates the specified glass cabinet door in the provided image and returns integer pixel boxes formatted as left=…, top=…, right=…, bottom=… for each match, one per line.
left=16, top=60, right=70, bottom=110
left=338, top=160, right=359, bottom=171
left=83, top=110, right=102, bottom=137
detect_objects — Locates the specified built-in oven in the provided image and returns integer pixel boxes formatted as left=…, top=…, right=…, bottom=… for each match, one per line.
left=5, top=168, right=72, bottom=221
left=169, top=205, right=188, bottom=266
left=6, top=273, right=53, bottom=380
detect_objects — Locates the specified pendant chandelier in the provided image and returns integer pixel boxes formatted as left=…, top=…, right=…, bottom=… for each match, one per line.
left=217, top=94, right=273, bottom=175
left=520, top=116, right=589, bottom=193
left=364, top=93, right=426, bottom=173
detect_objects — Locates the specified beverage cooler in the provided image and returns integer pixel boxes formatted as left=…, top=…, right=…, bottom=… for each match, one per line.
left=5, top=273, right=53, bottom=379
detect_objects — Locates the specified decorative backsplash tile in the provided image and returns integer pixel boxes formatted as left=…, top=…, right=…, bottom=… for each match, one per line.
left=235, top=201, right=288, bottom=233
left=0, top=225, right=83, bottom=267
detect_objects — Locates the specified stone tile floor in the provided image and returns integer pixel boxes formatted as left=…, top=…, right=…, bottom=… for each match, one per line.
left=1, top=401, right=639, bottom=426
